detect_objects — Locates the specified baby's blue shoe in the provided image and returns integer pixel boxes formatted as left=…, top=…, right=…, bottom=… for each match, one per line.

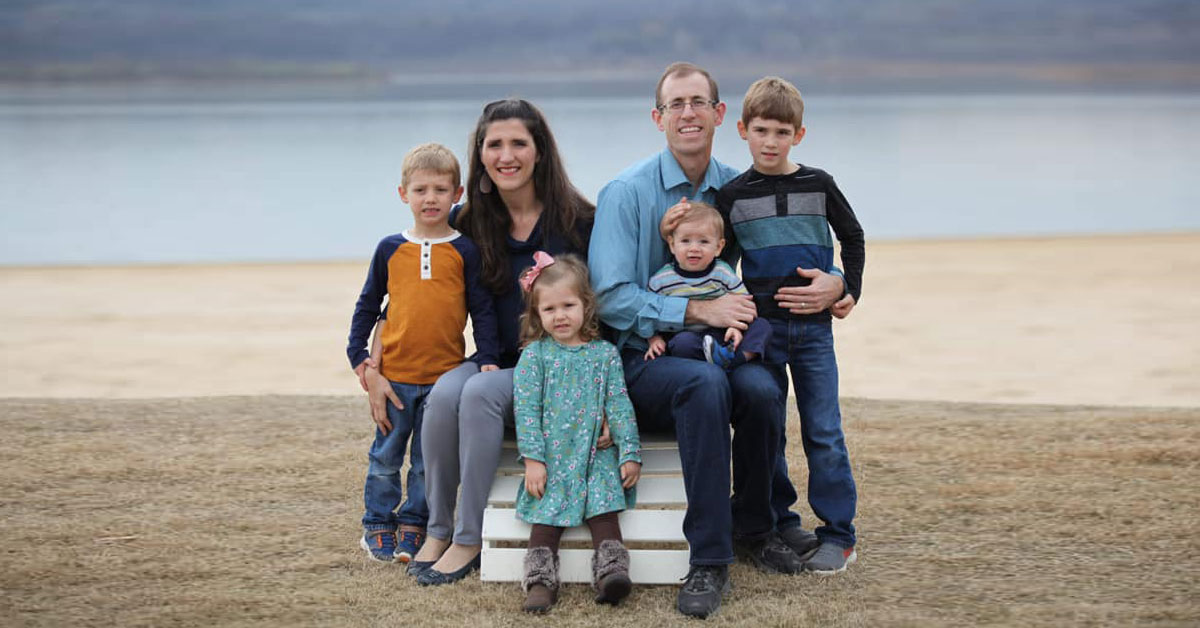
left=702, top=336, right=738, bottom=370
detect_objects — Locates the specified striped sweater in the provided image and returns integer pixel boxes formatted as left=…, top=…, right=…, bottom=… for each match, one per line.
left=716, top=164, right=865, bottom=321
left=648, top=259, right=747, bottom=331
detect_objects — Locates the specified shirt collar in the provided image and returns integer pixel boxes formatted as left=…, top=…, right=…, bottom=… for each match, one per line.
left=672, top=257, right=717, bottom=278
left=658, top=148, right=724, bottom=196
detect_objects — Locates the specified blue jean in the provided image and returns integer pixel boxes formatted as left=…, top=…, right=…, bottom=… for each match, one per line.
left=621, top=349, right=787, bottom=564
left=764, top=318, right=857, bottom=547
left=362, top=379, right=431, bottom=529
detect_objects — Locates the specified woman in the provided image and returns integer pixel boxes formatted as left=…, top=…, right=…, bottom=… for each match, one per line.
left=402, top=99, right=593, bottom=585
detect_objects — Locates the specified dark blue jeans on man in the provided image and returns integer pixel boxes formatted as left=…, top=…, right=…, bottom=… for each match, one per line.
left=362, top=379, right=431, bottom=530
left=621, top=349, right=787, bottom=565
left=765, top=318, right=858, bottom=548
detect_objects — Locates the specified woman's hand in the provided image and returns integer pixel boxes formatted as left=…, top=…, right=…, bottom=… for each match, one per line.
left=620, top=461, right=642, bottom=489
left=353, top=357, right=378, bottom=392
left=481, top=363, right=499, bottom=372
left=365, top=366, right=400, bottom=435
left=524, top=459, right=548, bottom=498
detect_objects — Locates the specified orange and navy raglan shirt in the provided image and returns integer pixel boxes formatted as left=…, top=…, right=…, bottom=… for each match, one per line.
left=346, top=230, right=499, bottom=385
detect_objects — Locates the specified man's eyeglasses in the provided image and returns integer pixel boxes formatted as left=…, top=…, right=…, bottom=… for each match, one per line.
left=657, top=98, right=718, bottom=114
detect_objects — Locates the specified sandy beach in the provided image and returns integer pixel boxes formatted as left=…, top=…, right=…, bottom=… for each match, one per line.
left=2, top=233, right=1197, bottom=407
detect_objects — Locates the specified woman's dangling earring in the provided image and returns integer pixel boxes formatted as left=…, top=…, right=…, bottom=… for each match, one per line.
left=479, top=173, right=494, bottom=194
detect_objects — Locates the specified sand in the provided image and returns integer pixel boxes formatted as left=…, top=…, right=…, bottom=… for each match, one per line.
left=2, top=233, right=1197, bottom=407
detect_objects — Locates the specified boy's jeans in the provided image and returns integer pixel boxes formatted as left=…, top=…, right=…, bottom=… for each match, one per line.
left=765, top=318, right=858, bottom=548
left=362, top=379, right=431, bottom=530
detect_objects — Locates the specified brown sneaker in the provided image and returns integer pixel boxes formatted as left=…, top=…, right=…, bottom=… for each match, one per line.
left=521, top=546, right=559, bottom=613
left=592, top=539, right=632, bottom=605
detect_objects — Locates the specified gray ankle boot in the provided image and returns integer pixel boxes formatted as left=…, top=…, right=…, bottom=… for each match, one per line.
left=592, top=539, right=632, bottom=605
left=522, top=546, right=559, bottom=613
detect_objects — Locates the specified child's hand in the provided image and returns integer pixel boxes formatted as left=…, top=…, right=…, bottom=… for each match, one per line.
left=353, top=357, right=379, bottom=392
left=481, top=364, right=499, bottom=372
left=644, top=335, right=667, bottom=361
left=596, top=418, right=613, bottom=449
left=724, top=327, right=743, bottom=350
left=365, top=366, right=400, bottom=435
left=524, top=459, right=548, bottom=499
left=620, top=461, right=642, bottom=489
left=659, top=197, right=692, bottom=241
left=831, top=294, right=857, bottom=319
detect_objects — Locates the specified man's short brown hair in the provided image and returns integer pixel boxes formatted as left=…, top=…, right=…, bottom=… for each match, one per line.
left=401, top=142, right=461, bottom=188
left=655, top=62, right=720, bottom=109
left=741, top=76, right=804, bottom=129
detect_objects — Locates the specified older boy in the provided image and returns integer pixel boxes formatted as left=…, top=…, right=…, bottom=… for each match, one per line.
left=716, top=76, right=865, bottom=573
left=346, top=143, right=499, bottom=564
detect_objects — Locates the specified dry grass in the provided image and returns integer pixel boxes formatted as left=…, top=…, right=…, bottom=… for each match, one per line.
left=1, top=397, right=1197, bottom=627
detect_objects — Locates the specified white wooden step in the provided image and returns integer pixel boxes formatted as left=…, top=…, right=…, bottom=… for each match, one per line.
left=483, top=436, right=689, bottom=585
left=480, top=547, right=690, bottom=584
left=487, top=474, right=687, bottom=507
left=482, top=508, right=685, bottom=543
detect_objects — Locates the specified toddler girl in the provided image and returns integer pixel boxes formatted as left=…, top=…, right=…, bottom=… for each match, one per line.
left=513, top=252, right=641, bottom=613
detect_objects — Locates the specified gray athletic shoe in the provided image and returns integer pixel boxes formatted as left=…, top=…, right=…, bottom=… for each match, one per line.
left=734, top=531, right=804, bottom=575
left=778, top=526, right=821, bottom=560
left=801, top=542, right=857, bottom=574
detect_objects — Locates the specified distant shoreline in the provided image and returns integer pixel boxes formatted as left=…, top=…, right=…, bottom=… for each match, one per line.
left=3, top=60, right=1199, bottom=104
left=2, top=231, right=1196, bottom=271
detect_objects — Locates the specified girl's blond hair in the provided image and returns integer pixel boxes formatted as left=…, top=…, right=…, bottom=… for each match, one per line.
left=518, top=254, right=600, bottom=346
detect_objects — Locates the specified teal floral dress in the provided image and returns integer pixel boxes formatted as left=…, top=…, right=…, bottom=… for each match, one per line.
left=514, top=337, right=641, bottom=527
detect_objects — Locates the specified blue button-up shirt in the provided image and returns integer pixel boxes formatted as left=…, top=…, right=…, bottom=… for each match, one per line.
left=589, top=148, right=741, bottom=351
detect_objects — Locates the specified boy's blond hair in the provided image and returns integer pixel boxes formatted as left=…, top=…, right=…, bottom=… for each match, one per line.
left=741, top=76, right=804, bottom=129
left=668, top=201, right=725, bottom=240
left=401, top=142, right=461, bottom=188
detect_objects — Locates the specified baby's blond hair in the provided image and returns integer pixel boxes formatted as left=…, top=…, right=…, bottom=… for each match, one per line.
left=667, top=201, right=725, bottom=240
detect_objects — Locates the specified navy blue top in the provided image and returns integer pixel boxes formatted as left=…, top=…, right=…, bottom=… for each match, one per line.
left=450, top=204, right=592, bottom=369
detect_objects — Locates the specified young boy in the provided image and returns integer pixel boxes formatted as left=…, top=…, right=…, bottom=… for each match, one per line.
left=346, top=142, right=500, bottom=564
left=644, top=202, right=770, bottom=370
left=665, top=76, right=865, bottom=573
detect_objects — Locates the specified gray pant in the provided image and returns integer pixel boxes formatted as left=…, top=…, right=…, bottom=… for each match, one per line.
left=421, top=362, right=515, bottom=545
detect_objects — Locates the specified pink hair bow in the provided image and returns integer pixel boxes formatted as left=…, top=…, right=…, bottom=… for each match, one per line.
left=519, top=251, right=556, bottom=293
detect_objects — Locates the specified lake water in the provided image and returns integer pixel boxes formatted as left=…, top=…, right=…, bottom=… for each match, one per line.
left=1, top=90, right=1198, bottom=265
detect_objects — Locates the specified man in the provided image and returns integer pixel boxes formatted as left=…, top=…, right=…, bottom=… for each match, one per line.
left=588, top=62, right=846, bottom=619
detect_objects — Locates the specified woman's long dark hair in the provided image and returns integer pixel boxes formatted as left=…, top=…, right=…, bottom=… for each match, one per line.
left=458, top=99, right=595, bottom=294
